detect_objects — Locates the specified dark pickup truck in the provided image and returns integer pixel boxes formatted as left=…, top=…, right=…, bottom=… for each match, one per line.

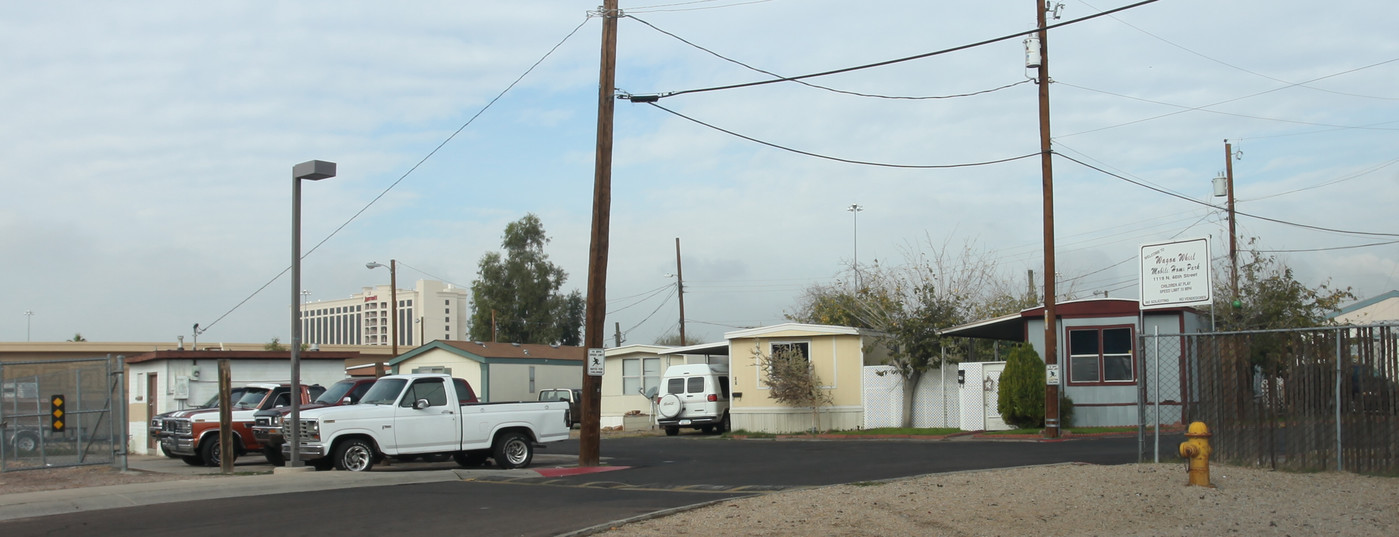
left=252, top=377, right=378, bottom=466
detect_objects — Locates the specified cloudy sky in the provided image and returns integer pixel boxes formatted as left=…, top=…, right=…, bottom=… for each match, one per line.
left=3, top=0, right=1395, bottom=346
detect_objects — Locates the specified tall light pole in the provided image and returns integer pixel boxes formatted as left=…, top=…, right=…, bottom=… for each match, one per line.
left=290, top=159, right=335, bottom=468
left=366, top=260, right=397, bottom=377
left=848, top=204, right=863, bottom=287
left=24, top=310, right=33, bottom=342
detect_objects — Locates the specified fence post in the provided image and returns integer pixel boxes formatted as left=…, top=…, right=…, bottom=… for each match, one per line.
left=1334, top=330, right=1343, bottom=472
left=114, top=354, right=128, bottom=472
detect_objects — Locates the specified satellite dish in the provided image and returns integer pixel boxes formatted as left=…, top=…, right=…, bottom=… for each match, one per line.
left=642, top=386, right=658, bottom=399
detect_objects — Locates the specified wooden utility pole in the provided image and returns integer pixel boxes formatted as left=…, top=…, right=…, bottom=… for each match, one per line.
left=580, top=0, right=619, bottom=467
left=1224, top=140, right=1238, bottom=299
left=675, top=237, right=686, bottom=345
left=1035, top=0, right=1061, bottom=439
left=218, top=360, right=233, bottom=474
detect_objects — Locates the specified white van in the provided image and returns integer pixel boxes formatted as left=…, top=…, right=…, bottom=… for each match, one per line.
left=655, top=364, right=730, bottom=435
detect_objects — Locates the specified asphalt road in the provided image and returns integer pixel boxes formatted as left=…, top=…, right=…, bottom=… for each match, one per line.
left=0, top=435, right=1139, bottom=537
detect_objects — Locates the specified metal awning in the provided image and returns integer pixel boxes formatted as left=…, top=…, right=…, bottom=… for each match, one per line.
left=657, top=341, right=729, bottom=356
left=941, top=312, right=1026, bottom=341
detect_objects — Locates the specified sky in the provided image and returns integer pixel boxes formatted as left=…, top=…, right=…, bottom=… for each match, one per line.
left=2, top=0, right=1396, bottom=347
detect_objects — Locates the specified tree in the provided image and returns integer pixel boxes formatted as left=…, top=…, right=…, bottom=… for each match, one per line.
left=69, top=333, right=86, bottom=342
left=1214, top=238, right=1355, bottom=371
left=654, top=332, right=703, bottom=346
left=997, top=344, right=1045, bottom=429
left=264, top=337, right=286, bottom=351
left=469, top=214, right=586, bottom=346
left=786, top=238, right=1035, bottom=427
left=1215, top=238, right=1355, bottom=331
left=752, top=344, right=832, bottom=432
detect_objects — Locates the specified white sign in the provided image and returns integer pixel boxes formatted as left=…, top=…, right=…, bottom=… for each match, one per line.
left=1045, top=364, right=1060, bottom=385
left=587, top=348, right=605, bottom=376
left=1139, top=237, right=1213, bottom=309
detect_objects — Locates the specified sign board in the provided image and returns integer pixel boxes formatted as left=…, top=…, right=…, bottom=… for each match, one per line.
left=1045, top=364, right=1060, bottom=385
left=1139, top=237, right=1212, bottom=309
left=587, top=348, right=605, bottom=376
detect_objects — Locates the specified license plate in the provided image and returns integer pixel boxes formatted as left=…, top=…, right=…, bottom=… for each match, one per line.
left=679, top=419, right=692, bottom=425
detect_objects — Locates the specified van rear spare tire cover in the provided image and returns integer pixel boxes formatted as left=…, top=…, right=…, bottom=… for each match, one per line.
left=657, top=393, right=684, bottom=419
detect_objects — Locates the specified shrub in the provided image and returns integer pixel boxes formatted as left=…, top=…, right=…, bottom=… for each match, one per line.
left=997, top=344, right=1045, bottom=429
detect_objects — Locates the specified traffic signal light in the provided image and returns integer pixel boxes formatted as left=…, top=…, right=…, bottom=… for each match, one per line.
left=51, top=394, right=65, bottom=432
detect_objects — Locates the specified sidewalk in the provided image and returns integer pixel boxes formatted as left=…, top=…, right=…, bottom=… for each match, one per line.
left=0, top=453, right=580, bottom=522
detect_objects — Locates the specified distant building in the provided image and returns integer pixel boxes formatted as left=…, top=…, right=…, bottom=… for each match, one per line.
left=1329, top=290, right=1399, bottom=324
left=300, top=280, right=469, bottom=347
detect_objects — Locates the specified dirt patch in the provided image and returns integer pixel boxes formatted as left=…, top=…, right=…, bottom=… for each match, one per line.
left=598, top=463, right=1399, bottom=536
left=0, top=464, right=212, bottom=495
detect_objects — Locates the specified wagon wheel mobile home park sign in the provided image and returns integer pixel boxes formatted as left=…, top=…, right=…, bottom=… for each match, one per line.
left=1139, top=238, right=1212, bottom=309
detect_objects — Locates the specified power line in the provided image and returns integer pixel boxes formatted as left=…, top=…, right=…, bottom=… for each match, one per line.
left=1055, top=151, right=1399, bottom=238
left=629, top=0, right=1160, bottom=100
left=196, top=17, right=593, bottom=335
left=626, top=0, right=775, bottom=14
left=1057, top=80, right=1399, bottom=132
left=626, top=15, right=1033, bottom=100
left=1058, top=57, right=1399, bottom=138
left=644, top=101, right=1042, bottom=169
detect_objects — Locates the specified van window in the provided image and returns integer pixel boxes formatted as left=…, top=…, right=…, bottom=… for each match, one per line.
left=686, top=377, right=704, bottom=394
left=666, top=377, right=685, bottom=395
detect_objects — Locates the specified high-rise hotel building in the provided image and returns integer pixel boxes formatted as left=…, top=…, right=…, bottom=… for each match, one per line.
left=299, top=280, right=469, bottom=347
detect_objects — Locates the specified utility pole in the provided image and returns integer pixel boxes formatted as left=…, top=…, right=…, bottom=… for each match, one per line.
left=1224, top=140, right=1238, bottom=300
left=614, top=322, right=623, bottom=348
left=848, top=204, right=863, bottom=287
left=1034, top=0, right=1061, bottom=439
left=580, top=0, right=619, bottom=467
left=675, top=237, right=686, bottom=345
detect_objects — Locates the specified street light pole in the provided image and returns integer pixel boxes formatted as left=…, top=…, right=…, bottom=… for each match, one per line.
left=24, top=310, right=33, bottom=342
left=366, top=260, right=397, bottom=377
left=290, top=159, right=335, bottom=468
left=848, top=204, right=862, bottom=287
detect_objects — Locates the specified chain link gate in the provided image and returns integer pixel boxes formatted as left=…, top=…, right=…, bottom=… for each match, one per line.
left=1140, top=324, right=1398, bottom=475
left=1, top=355, right=127, bottom=472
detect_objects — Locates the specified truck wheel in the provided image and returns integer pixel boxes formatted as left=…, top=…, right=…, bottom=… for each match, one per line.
left=181, top=455, right=204, bottom=466
left=334, top=439, right=376, bottom=472
left=665, top=426, right=679, bottom=436
left=454, top=451, right=489, bottom=468
left=720, top=412, right=731, bottom=433
left=263, top=447, right=285, bottom=467
left=201, top=438, right=235, bottom=467
left=492, top=432, right=533, bottom=469
left=12, top=431, right=39, bottom=453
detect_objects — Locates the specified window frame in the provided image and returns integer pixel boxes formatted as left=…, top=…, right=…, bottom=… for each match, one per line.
left=1066, top=325, right=1136, bottom=386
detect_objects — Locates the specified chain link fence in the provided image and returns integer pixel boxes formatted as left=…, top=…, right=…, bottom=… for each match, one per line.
left=1, top=355, right=127, bottom=472
left=1140, top=324, right=1398, bottom=475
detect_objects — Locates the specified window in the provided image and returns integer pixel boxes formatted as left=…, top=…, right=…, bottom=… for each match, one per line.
left=400, top=378, right=447, bottom=407
left=622, top=357, right=662, bottom=396
left=1069, top=327, right=1134, bottom=384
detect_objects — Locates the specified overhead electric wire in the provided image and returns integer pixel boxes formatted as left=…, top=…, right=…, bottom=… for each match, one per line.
left=626, top=0, right=775, bottom=14
left=1058, top=80, right=1399, bottom=132
left=627, top=15, right=1032, bottom=100
left=634, top=0, right=1160, bottom=99
left=1055, top=151, right=1399, bottom=238
left=1058, top=57, right=1399, bottom=138
left=1242, top=156, right=1399, bottom=202
left=195, top=17, right=592, bottom=335
left=1076, top=0, right=1399, bottom=102
left=1257, top=239, right=1399, bottom=253
left=644, top=102, right=1041, bottom=169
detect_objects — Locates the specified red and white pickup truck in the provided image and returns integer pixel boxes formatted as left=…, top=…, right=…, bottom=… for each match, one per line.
left=161, top=383, right=324, bottom=466
left=285, top=373, right=568, bottom=471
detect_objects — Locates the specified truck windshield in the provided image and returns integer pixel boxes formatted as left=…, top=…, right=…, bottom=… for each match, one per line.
left=233, top=388, right=271, bottom=410
left=359, top=378, right=407, bottom=405
left=197, top=387, right=248, bottom=408
left=314, top=380, right=356, bottom=404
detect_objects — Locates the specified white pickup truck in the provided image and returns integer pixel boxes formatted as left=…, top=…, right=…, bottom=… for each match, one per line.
left=284, top=374, right=569, bottom=472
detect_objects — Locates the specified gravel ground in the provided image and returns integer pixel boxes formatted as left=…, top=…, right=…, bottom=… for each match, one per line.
left=598, top=463, right=1399, bottom=537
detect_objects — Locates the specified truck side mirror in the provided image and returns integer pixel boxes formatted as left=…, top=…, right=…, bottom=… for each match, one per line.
left=414, top=398, right=431, bottom=410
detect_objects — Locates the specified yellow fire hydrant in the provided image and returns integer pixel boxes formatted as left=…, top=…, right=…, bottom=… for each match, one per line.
left=1178, top=421, right=1215, bottom=488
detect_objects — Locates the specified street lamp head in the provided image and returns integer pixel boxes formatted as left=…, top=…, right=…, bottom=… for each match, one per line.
left=293, top=160, right=337, bottom=181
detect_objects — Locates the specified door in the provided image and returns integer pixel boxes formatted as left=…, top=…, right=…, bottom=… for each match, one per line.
left=982, top=363, right=1010, bottom=431
left=146, top=373, right=159, bottom=450
left=393, top=377, right=460, bottom=452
